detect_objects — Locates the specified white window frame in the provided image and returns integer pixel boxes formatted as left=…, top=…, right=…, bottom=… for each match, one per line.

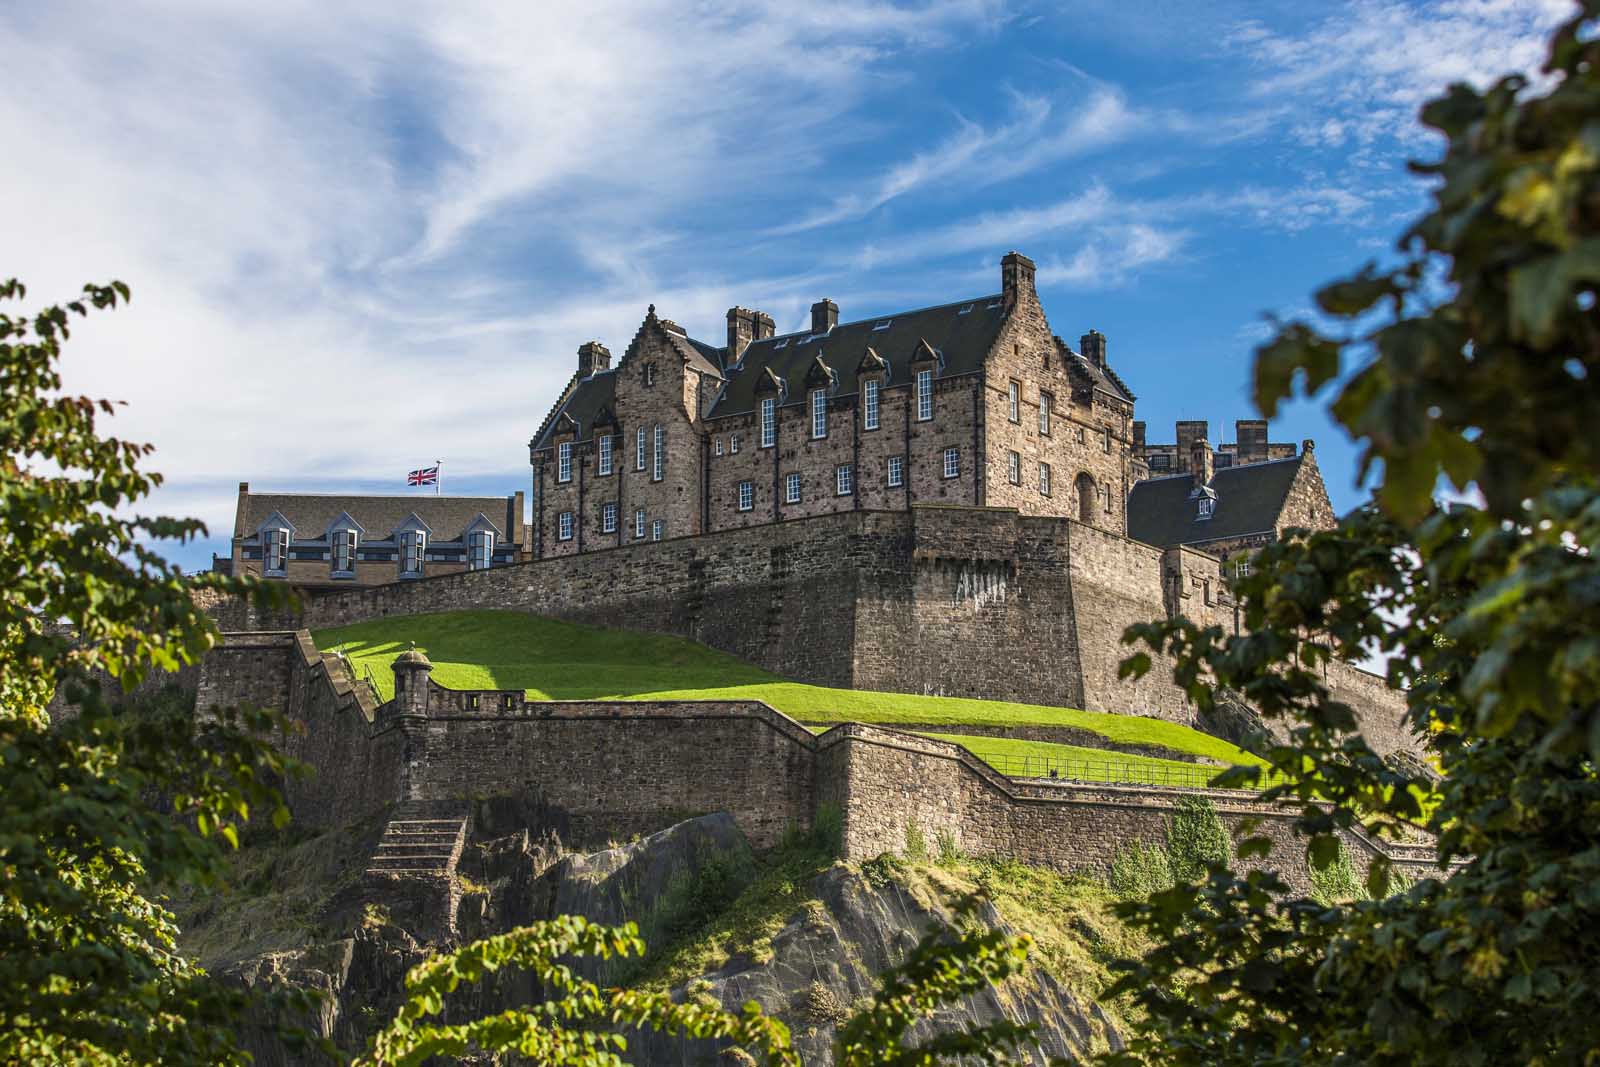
left=738, top=481, right=754, bottom=511
left=943, top=447, right=960, bottom=479
left=263, top=528, right=289, bottom=573
left=916, top=369, right=933, bottom=421
left=332, top=528, right=358, bottom=574
left=811, top=390, right=828, bottom=439
left=401, top=530, right=427, bottom=575
left=760, top=398, right=776, bottom=447
left=1235, top=559, right=1251, bottom=578
left=651, top=519, right=664, bottom=542
left=1039, top=461, right=1052, bottom=496
left=601, top=503, right=618, bottom=534
left=836, top=464, right=853, bottom=496
left=887, top=455, right=904, bottom=488
left=1197, top=496, right=1214, bottom=519
left=1007, top=450, right=1021, bottom=485
left=469, top=529, right=495, bottom=570
left=785, top=472, right=801, bottom=504
left=557, top=512, right=574, bottom=541
left=1040, top=391, right=1053, bottom=436
left=715, top=436, right=724, bottom=456
left=730, top=433, right=740, bottom=454
left=863, top=379, right=880, bottom=431
left=636, top=427, right=646, bottom=470
left=1008, top=380, right=1020, bottom=423
left=557, top=441, right=573, bottom=483
left=634, top=509, right=646, bottom=539
left=598, top=434, right=613, bottom=476
left=652, top=423, right=664, bottom=481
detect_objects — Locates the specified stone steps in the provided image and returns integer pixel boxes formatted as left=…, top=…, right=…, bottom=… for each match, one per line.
left=365, top=805, right=469, bottom=879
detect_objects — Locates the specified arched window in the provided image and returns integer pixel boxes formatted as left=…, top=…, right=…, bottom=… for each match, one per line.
left=1076, top=472, right=1097, bottom=525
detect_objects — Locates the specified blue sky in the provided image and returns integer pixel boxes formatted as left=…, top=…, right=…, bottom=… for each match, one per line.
left=0, top=0, right=1568, bottom=571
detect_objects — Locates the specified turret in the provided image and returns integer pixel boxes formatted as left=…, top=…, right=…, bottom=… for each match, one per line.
left=392, top=643, right=433, bottom=717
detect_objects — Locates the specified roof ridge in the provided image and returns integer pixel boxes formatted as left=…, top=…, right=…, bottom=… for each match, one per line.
left=755, top=292, right=1002, bottom=344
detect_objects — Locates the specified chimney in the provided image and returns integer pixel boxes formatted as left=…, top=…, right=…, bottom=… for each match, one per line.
left=753, top=310, right=775, bottom=341
left=1235, top=419, right=1268, bottom=465
left=1001, top=250, right=1037, bottom=308
left=811, top=299, right=838, bottom=334
left=1132, top=421, right=1146, bottom=452
left=577, top=341, right=611, bottom=378
left=1191, top=438, right=1215, bottom=489
left=727, top=307, right=776, bottom=361
left=1080, top=330, right=1107, bottom=370
left=1175, top=420, right=1208, bottom=473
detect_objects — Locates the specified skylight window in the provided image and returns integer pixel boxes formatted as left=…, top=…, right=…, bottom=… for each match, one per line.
left=986, top=300, right=1001, bottom=309
left=872, top=319, right=892, bottom=330
left=773, top=338, right=789, bottom=348
left=958, top=304, right=974, bottom=314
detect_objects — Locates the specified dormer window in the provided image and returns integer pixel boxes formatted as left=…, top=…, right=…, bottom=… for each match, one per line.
left=469, top=529, right=495, bottom=570
left=1196, top=496, right=1215, bottom=520
left=331, top=528, right=358, bottom=575
left=401, top=530, right=427, bottom=575
left=262, top=528, right=289, bottom=575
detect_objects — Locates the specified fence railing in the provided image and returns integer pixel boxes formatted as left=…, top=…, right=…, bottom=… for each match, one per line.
left=984, top=752, right=1233, bottom=790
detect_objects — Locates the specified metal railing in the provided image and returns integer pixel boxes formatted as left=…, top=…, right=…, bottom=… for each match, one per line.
left=983, top=752, right=1235, bottom=790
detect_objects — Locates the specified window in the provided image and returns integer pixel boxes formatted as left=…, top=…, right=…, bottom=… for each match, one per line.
left=557, top=512, right=574, bottom=540
left=469, top=530, right=495, bottom=570
left=863, top=379, right=880, bottom=430
left=401, top=530, right=427, bottom=575
left=872, top=319, right=893, bottom=330
left=644, top=362, right=657, bottom=386
left=651, top=519, right=664, bottom=542
left=943, top=447, right=960, bottom=479
left=836, top=464, right=854, bottom=496
left=1039, top=391, right=1052, bottom=436
left=1039, top=461, right=1052, bottom=496
left=601, top=503, right=617, bottom=534
left=652, top=424, right=664, bottom=481
left=738, top=481, right=754, bottom=511
left=331, top=529, right=357, bottom=573
left=785, top=472, right=801, bottom=503
left=636, top=427, right=646, bottom=470
left=730, top=433, right=740, bottom=454
left=1076, top=426, right=1086, bottom=445
left=1149, top=453, right=1171, bottom=471
left=598, top=434, right=613, bottom=475
left=1007, top=450, right=1021, bottom=485
left=262, top=528, right=289, bottom=573
left=760, top=397, right=776, bottom=447
left=715, top=436, right=723, bottom=456
left=1103, top=426, right=1113, bottom=453
left=811, top=390, right=828, bottom=439
left=1234, top=560, right=1251, bottom=578
left=887, top=455, right=904, bottom=488
left=634, top=509, right=646, bottom=539
left=916, top=369, right=933, bottom=421
left=1008, top=380, right=1020, bottom=423
left=1197, top=496, right=1214, bottom=519
left=557, top=441, right=573, bottom=483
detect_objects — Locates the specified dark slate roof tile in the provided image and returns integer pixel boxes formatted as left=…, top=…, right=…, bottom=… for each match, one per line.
left=530, top=369, right=618, bottom=449
left=239, top=493, right=517, bottom=543
left=1126, top=455, right=1304, bottom=549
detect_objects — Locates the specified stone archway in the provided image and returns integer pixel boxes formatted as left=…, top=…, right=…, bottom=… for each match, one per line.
left=1075, top=472, right=1097, bottom=525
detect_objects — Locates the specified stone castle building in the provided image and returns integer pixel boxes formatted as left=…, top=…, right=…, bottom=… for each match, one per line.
left=528, top=251, right=1335, bottom=566
left=223, top=484, right=527, bottom=592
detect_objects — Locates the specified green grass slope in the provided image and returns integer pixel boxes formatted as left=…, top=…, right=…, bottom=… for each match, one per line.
left=315, top=610, right=1260, bottom=777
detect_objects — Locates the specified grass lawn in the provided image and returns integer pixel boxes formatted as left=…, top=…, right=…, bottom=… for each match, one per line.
left=315, top=609, right=1263, bottom=774
left=912, top=733, right=1230, bottom=788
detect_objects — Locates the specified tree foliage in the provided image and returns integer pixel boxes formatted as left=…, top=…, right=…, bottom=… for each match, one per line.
left=0, top=280, right=312, bottom=1065
left=1100, top=5, right=1600, bottom=1064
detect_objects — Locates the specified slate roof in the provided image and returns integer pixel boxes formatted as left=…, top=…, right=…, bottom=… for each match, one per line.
left=709, top=295, right=1007, bottom=417
left=1061, top=339, right=1136, bottom=404
left=530, top=369, right=619, bottom=449
left=1126, top=455, right=1305, bottom=549
left=235, top=492, right=519, bottom=543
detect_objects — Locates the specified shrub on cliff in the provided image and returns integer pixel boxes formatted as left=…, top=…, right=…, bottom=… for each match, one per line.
left=1103, top=4, right=1600, bottom=1063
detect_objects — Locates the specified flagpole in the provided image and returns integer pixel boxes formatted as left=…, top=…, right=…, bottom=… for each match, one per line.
left=436, top=459, right=442, bottom=497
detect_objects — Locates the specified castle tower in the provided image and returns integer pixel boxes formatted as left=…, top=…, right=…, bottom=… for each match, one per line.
left=392, top=643, right=433, bottom=716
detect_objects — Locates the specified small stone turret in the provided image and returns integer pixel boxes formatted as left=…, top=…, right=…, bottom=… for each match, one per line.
left=392, top=643, right=433, bottom=717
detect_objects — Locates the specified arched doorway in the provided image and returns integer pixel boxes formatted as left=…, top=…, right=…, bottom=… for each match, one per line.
left=1075, top=472, right=1097, bottom=525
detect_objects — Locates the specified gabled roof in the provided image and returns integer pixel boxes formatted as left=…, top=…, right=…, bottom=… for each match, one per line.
left=236, top=492, right=518, bottom=544
left=530, top=369, right=618, bottom=450
left=710, top=294, right=1008, bottom=417
left=1126, top=455, right=1306, bottom=550
left=1058, top=338, right=1135, bottom=404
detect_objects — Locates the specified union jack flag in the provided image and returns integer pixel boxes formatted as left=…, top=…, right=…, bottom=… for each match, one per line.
left=407, top=465, right=439, bottom=486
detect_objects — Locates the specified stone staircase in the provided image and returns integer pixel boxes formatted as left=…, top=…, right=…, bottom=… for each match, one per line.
left=365, top=801, right=470, bottom=878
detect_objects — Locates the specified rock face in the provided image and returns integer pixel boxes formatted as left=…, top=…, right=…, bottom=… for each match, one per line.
left=212, top=811, right=1117, bottom=1065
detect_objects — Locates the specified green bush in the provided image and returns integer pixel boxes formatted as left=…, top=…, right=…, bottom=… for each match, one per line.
left=1309, top=840, right=1364, bottom=906
left=1165, top=796, right=1230, bottom=883
left=1109, top=842, right=1172, bottom=899
left=903, top=819, right=928, bottom=862
left=935, top=828, right=962, bottom=866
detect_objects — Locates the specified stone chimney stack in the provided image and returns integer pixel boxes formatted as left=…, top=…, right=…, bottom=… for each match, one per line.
left=727, top=307, right=776, bottom=362
left=1001, top=250, right=1037, bottom=309
left=1235, top=419, right=1268, bottom=464
left=1191, top=438, right=1215, bottom=489
left=1132, top=421, right=1146, bottom=452
left=811, top=299, right=839, bottom=334
left=392, top=645, right=433, bottom=717
left=577, top=341, right=611, bottom=378
left=1079, top=329, right=1107, bottom=370
left=1175, top=420, right=1208, bottom=473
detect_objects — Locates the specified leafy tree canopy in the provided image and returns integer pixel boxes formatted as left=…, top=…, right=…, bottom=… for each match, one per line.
left=1101, top=4, right=1600, bottom=1064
